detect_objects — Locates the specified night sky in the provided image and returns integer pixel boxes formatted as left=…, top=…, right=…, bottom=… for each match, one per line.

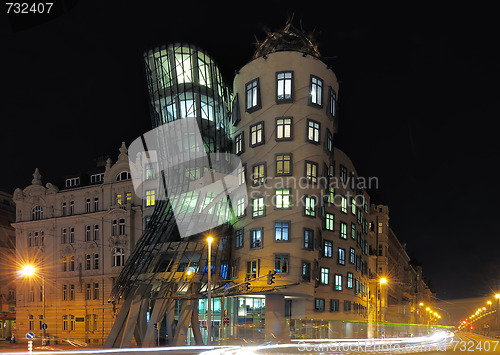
left=1, top=1, right=499, bottom=302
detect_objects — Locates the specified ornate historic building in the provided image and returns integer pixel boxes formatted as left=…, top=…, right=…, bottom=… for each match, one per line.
left=12, top=144, right=154, bottom=344
left=0, top=191, right=16, bottom=340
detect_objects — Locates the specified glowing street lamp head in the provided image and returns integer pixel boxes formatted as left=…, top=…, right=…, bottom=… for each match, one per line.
left=207, top=236, right=214, bottom=244
left=21, top=265, right=36, bottom=276
left=380, top=277, right=387, bottom=284
left=495, top=294, right=500, bottom=299
left=419, top=302, right=424, bottom=306
left=487, top=301, right=492, bottom=305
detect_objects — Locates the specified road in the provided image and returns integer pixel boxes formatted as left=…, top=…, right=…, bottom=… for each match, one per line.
left=0, top=332, right=498, bottom=354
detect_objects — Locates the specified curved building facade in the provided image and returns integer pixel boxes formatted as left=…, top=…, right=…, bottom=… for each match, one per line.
left=227, top=44, right=373, bottom=338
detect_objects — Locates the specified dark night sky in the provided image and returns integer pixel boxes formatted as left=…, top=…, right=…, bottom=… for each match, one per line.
left=1, top=1, right=499, bottom=301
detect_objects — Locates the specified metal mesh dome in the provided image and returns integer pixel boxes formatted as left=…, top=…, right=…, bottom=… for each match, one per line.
left=253, top=21, right=321, bottom=59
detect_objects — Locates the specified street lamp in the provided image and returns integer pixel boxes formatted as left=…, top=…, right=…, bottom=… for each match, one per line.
left=495, top=294, right=500, bottom=336
left=20, top=264, right=46, bottom=343
left=206, top=236, right=213, bottom=346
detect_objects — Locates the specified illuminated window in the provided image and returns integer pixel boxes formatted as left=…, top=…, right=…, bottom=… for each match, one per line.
left=334, top=274, right=343, bottom=291
left=276, top=71, right=293, bottom=102
left=237, top=163, right=246, bottom=185
left=325, top=213, right=334, bottom=231
left=246, top=260, right=258, bottom=279
left=307, top=119, right=320, bottom=144
left=305, top=161, right=318, bottom=183
left=340, top=222, right=347, bottom=239
left=250, top=228, right=262, bottom=249
left=274, top=254, right=289, bottom=273
left=126, top=192, right=132, bottom=203
left=116, top=194, right=122, bottom=205
left=250, top=122, right=264, bottom=147
left=338, top=248, right=346, bottom=265
left=304, top=195, right=316, bottom=217
left=276, top=154, right=292, bottom=176
left=320, top=267, right=329, bottom=284
left=245, top=78, right=261, bottom=112
left=324, top=240, right=333, bottom=258
left=275, top=221, right=290, bottom=241
left=252, top=197, right=265, bottom=217
left=276, top=117, right=292, bottom=140
left=252, top=163, right=266, bottom=185
left=145, top=163, right=156, bottom=180
left=310, top=76, right=323, bottom=107
left=146, top=190, right=155, bottom=206
left=347, top=272, right=353, bottom=289
left=341, top=196, right=347, bottom=213
left=275, top=189, right=291, bottom=209
left=236, top=197, right=246, bottom=217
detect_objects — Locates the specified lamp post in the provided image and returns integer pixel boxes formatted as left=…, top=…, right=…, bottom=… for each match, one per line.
left=21, top=265, right=45, bottom=343
left=379, top=278, right=387, bottom=323
left=207, top=236, right=213, bottom=346
left=495, top=294, right=500, bottom=336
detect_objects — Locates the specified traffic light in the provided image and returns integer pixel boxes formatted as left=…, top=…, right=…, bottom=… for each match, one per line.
left=243, top=282, right=250, bottom=291
left=153, top=323, right=158, bottom=330
left=267, top=270, right=277, bottom=285
left=223, top=317, right=230, bottom=325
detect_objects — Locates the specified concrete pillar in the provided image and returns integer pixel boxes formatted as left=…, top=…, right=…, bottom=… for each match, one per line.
left=265, top=294, right=289, bottom=342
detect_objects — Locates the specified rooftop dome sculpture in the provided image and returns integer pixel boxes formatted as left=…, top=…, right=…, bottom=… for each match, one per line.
left=253, top=19, right=321, bottom=59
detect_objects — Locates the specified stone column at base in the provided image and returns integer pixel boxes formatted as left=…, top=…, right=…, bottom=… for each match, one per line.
left=265, top=294, right=290, bottom=342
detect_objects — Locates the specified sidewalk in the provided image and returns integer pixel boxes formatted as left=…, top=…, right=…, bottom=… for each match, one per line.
left=0, top=339, right=104, bottom=352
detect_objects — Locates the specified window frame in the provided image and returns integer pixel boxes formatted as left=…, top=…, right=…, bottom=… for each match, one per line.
left=235, top=132, right=245, bottom=155
left=250, top=228, right=263, bottom=249
left=303, top=228, right=314, bottom=250
left=252, top=196, right=265, bottom=218
left=275, top=188, right=292, bottom=209
left=338, top=248, right=346, bottom=265
left=249, top=121, right=265, bottom=147
left=275, top=117, right=293, bottom=141
left=245, top=78, right=261, bottom=113
left=274, top=220, right=290, bottom=242
left=275, top=153, right=292, bottom=176
left=251, top=162, right=266, bottom=186
left=274, top=253, right=289, bottom=273
left=320, top=267, right=330, bottom=285
left=309, top=75, right=323, bottom=108
left=304, top=160, right=318, bottom=184
left=276, top=71, right=294, bottom=104
left=306, top=119, right=321, bottom=144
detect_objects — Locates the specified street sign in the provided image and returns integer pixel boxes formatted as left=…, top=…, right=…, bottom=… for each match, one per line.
left=26, top=332, right=35, bottom=339
left=42, top=323, right=48, bottom=330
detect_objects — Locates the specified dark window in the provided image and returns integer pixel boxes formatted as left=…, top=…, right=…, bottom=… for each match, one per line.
left=274, top=254, right=289, bottom=273
left=235, top=228, right=244, bottom=249
left=330, top=299, right=340, bottom=312
left=315, top=298, right=325, bottom=311
left=304, top=228, right=314, bottom=249
left=301, top=261, right=311, bottom=282
left=328, top=87, right=336, bottom=117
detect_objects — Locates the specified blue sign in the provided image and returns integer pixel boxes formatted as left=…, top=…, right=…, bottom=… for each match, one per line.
left=26, top=332, right=35, bottom=339
left=41, top=323, right=48, bottom=330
